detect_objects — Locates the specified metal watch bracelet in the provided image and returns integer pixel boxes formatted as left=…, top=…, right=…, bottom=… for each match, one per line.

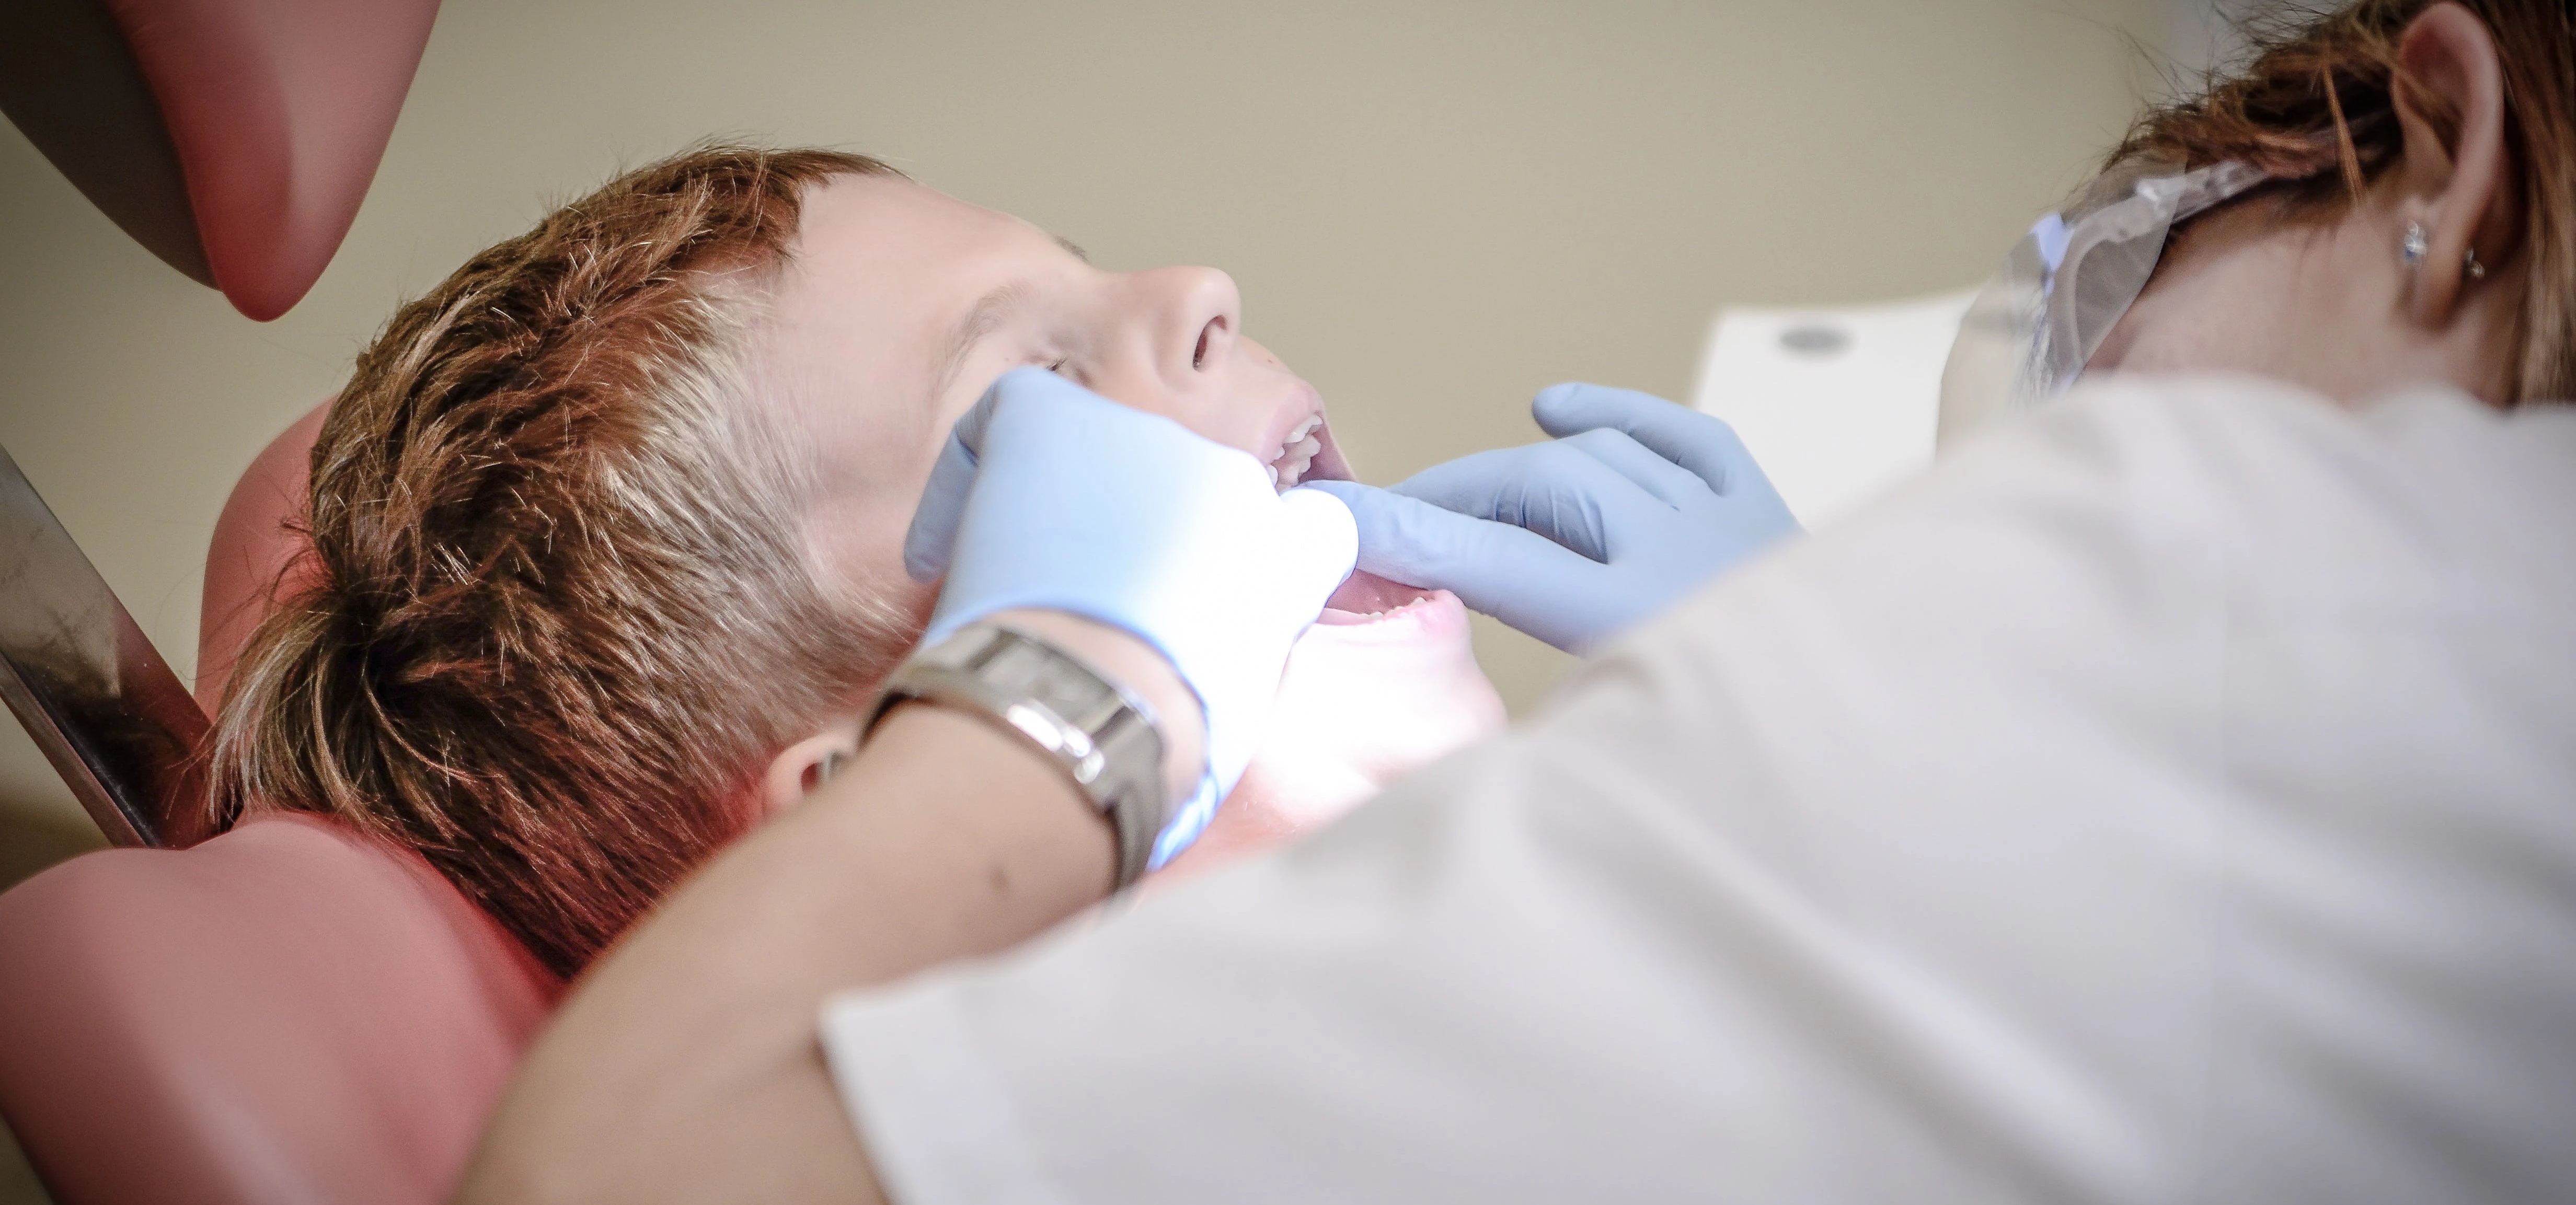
left=862, top=622, right=1169, bottom=887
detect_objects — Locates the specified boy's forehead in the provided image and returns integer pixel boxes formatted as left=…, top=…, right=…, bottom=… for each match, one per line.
left=751, top=176, right=1059, bottom=483
left=770, top=180, right=1005, bottom=366
left=773, top=176, right=1079, bottom=388
left=789, top=175, right=1049, bottom=281
left=772, top=178, right=1060, bottom=373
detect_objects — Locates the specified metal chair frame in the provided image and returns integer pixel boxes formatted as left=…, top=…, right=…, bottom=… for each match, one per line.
left=0, top=443, right=209, bottom=849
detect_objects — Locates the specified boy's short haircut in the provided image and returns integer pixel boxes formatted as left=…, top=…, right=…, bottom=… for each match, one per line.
left=212, top=145, right=915, bottom=978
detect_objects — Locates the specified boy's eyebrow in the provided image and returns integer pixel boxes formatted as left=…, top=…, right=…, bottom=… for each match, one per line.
left=923, top=239, right=1080, bottom=408
left=927, top=280, right=1032, bottom=407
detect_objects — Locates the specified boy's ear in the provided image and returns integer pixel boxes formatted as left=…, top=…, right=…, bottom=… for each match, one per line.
left=2391, top=2, right=2517, bottom=327
left=761, top=724, right=864, bottom=817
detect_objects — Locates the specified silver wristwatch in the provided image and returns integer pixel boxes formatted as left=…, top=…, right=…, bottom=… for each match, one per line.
left=864, top=622, right=1169, bottom=887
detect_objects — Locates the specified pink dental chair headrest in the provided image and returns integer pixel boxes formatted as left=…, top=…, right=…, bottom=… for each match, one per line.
left=194, top=401, right=326, bottom=717
left=0, top=408, right=559, bottom=1204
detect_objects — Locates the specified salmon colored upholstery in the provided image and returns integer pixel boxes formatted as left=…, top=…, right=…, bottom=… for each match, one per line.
left=0, top=0, right=441, bottom=319
left=196, top=401, right=326, bottom=717
left=0, top=816, right=557, bottom=1204
left=0, top=409, right=558, bottom=1203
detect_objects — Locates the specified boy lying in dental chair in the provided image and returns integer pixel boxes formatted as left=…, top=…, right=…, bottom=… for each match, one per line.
left=5, top=142, right=1506, bottom=1205
left=208, top=144, right=1504, bottom=982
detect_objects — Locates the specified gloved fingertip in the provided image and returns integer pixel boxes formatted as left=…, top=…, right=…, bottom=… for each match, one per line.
left=900, top=506, right=955, bottom=583
left=1532, top=381, right=1636, bottom=437
left=901, top=543, right=946, bottom=584
left=1533, top=381, right=1590, bottom=406
left=1530, top=381, right=1584, bottom=421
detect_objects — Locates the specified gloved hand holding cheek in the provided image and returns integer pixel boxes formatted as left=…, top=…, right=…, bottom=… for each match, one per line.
left=903, top=366, right=1359, bottom=867
left=1308, top=383, right=1799, bottom=654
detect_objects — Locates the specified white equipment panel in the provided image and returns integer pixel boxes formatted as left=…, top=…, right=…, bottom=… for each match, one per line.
left=1688, top=290, right=1972, bottom=526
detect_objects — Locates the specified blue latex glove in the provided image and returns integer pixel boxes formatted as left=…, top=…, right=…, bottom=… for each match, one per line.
left=904, top=367, right=1358, bottom=867
left=1306, top=383, right=1797, bottom=654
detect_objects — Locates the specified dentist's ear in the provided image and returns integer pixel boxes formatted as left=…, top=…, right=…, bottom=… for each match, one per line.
left=2393, top=2, right=2519, bottom=328
left=761, top=723, right=866, bottom=816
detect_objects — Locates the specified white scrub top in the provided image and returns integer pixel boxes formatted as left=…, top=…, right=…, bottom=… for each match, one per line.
left=821, top=375, right=2576, bottom=1204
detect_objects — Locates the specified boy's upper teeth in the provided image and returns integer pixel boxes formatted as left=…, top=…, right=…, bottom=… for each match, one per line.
left=1269, top=418, right=1322, bottom=462
left=1266, top=415, right=1326, bottom=491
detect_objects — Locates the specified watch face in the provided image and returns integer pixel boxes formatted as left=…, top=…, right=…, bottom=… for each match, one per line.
left=936, top=625, right=1163, bottom=886
left=1030, top=661, right=1109, bottom=721
left=964, top=628, right=1114, bottom=723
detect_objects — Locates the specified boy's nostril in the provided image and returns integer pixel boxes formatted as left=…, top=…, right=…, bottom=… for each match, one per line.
left=1193, top=317, right=1224, bottom=370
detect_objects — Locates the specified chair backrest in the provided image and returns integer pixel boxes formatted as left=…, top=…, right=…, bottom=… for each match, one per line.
left=0, top=815, right=556, bottom=1205
left=0, top=408, right=558, bottom=1204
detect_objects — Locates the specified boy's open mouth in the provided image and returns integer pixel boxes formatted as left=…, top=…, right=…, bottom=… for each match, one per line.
left=1260, top=408, right=1447, bottom=627
left=1265, top=411, right=1352, bottom=491
left=1318, top=570, right=1441, bottom=625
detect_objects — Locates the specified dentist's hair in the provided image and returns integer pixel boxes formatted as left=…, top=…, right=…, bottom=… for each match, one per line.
left=2113, top=0, right=2576, bottom=401
left=210, top=145, right=916, bottom=979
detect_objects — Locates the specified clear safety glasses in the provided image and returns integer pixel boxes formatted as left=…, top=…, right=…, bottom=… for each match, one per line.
left=1937, top=158, right=2271, bottom=444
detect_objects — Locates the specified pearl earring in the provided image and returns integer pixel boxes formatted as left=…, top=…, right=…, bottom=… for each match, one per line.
left=2465, top=247, right=2487, bottom=281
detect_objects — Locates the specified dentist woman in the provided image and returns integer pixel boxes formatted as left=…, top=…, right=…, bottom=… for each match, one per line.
left=463, top=3, right=2575, bottom=1202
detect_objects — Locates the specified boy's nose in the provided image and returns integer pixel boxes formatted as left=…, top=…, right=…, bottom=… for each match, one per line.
left=1131, top=267, right=1242, bottom=387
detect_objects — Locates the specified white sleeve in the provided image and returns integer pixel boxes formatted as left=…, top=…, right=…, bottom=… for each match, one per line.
left=820, top=377, right=2576, bottom=1205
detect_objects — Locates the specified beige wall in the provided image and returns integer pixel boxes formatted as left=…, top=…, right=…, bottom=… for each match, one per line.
left=1, top=0, right=2184, bottom=872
